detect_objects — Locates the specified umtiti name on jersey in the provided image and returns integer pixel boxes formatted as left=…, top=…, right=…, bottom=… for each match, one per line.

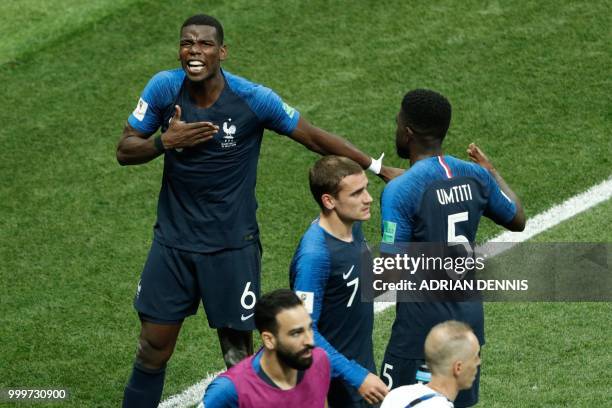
left=436, top=183, right=473, bottom=205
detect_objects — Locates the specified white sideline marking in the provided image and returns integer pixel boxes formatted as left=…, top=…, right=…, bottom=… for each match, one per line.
left=161, top=176, right=612, bottom=408
left=159, top=374, right=216, bottom=408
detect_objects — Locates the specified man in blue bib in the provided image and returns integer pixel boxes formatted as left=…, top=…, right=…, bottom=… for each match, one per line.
left=117, top=14, right=400, bottom=408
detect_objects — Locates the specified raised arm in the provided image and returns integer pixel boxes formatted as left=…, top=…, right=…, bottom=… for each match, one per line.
left=288, top=117, right=403, bottom=182
left=467, top=143, right=526, bottom=231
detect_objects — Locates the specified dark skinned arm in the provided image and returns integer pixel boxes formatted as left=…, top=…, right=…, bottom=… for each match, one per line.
left=288, top=117, right=403, bottom=182
left=467, top=143, right=526, bottom=232
left=116, top=105, right=219, bottom=166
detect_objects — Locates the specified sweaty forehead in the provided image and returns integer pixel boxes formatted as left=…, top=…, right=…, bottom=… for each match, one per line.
left=180, top=25, right=219, bottom=41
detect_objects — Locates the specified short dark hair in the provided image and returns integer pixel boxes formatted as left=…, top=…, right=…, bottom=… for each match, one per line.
left=181, top=14, right=224, bottom=44
left=255, top=289, right=303, bottom=335
left=309, top=155, right=364, bottom=210
left=400, top=89, right=451, bottom=142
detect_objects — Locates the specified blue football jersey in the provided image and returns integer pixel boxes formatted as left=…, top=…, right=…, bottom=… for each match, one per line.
left=290, top=220, right=375, bottom=389
left=381, top=155, right=517, bottom=358
left=127, top=69, right=300, bottom=252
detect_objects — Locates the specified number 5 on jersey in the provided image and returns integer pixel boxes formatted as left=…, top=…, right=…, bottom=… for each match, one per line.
left=447, top=211, right=473, bottom=257
left=382, top=363, right=394, bottom=389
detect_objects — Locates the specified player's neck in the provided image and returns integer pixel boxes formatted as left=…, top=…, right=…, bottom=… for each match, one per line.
left=185, top=71, right=225, bottom=108
left=426, top=377, right=458, bottom=402
left=409, top=146, right=443, bottom=166
left=318, top=212, right=353, bottom=242
left=260, top=351, right=299, bottom=390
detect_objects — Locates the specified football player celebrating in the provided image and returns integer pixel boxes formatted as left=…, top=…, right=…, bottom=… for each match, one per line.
left=117, top=14, right=401, bottom=407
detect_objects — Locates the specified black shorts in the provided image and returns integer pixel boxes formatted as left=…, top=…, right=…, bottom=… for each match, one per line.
left=380, top=352, right=480, bottom=407
left=134, top=239, right=261, bottom=330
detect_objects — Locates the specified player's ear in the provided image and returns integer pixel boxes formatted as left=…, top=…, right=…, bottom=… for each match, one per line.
left=404, top=125, right=414, bottom=140
left=261, top=331, right=276, bottom=350
left=452, top=360, right=463, bottom=377
left=321, top=193, right=335, bottom=211
left=219, top=44, right=227, bottom=61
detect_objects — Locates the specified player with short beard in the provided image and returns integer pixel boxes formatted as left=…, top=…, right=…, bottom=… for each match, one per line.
left=203, top=289, right=331, bottom=407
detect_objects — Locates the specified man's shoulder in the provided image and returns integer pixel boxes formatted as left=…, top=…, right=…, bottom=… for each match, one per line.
left=298, top=220, right=328, bottom=251
left=221, top=353, right=254, bottom=380
left=203, top=375, right=238, bottom=408
left=224, top=70, right=271, bottom=99
left=148, top=68, right=185, bottom=88
left=312, top=347, right=331, bottom=370
left=223, top=70, right=299, bottom=134
left=444, top=155, right=487, bottom=178
left=140, top=68, right=184, bottom=108
left=382, top=163, right=429, bottom=206
left=291, top=221, right=331, bottom=280
left=384, top=156, right=487, bottom=199
left=383, top=384, right=453, bottom=408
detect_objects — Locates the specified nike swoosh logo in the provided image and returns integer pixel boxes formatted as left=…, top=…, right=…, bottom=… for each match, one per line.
left=343, top=265, right=355, bottom=280
left=241, top=313, right=254, bottom=321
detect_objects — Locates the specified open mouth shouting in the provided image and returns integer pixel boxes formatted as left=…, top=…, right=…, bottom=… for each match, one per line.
left=186, top=60, right=206, bottom=74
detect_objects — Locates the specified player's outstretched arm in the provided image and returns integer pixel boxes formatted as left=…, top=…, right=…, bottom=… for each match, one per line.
left=288, top=117, right=403, bottom=182
left=117, top=105, right=219, bottom=165
left=467, top=143, right=526, bottom=231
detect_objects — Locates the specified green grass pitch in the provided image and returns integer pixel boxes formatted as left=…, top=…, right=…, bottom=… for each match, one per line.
left=0, top=1, right=609, bottom=406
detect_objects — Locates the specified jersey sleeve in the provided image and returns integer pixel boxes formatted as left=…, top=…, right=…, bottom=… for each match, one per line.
left=248, top=86, right=300, bottom=135
left=478, top=167, right=517, bottom=225
left=380, top=182, right=413, bottom=254
left=203, top=376, right=238, bottom=408
left=292, top=247, right=369, bottom=389
left=224, top=71, right=300, bottom=136
left=127, top=70, right=181, bottom=135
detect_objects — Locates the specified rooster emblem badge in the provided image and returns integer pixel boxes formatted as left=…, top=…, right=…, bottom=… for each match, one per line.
left=223, top=118, right=236, bottom=140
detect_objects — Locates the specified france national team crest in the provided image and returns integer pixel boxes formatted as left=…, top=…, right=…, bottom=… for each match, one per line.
left=221, top=118, right=237, bottom=149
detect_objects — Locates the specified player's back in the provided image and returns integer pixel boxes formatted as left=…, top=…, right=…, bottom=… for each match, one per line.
left=381, top=155, right=517, bottom=358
